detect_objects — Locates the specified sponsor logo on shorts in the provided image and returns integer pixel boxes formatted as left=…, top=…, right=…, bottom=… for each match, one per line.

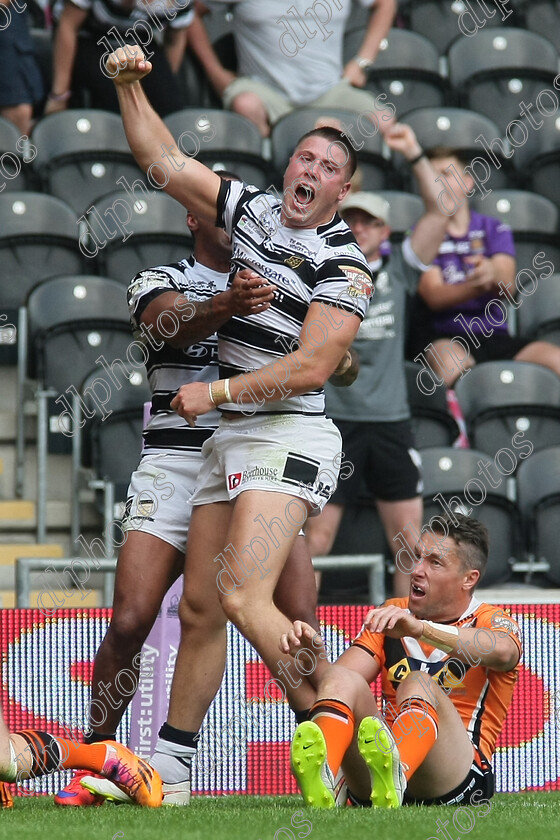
left=228, top=472, right=243, bottom=490
left=243, top=467, right=279, bottom=482
left=229, top=467, right=279, bottom=489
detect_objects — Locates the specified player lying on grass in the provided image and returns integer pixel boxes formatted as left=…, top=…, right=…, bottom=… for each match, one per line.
left=0, top=702, right=162, bottom=808
left=281, top=513, right=522, bottom=808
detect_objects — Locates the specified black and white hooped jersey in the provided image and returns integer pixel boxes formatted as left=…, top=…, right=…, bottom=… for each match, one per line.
left=216, top=180, right=374, bottom=415
left=128, top=257, right=228, bottom=455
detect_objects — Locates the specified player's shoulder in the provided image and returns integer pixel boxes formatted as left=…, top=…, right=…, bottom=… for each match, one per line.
left=381, top=596, right=409, bottom=610
left=473, top=601, right=521, bottom=633
left=128, top=261, right=194, bottom=292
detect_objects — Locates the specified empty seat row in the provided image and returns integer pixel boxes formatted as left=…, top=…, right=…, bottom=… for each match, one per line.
left=3, top=97, right=560, bottom=206
left=318, top=441, right=560, bottom=601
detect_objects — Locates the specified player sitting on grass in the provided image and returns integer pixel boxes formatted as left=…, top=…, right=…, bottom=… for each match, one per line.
left=281, top=513, right=521, bottom=808
left=0, top=702, right=162, bottom=808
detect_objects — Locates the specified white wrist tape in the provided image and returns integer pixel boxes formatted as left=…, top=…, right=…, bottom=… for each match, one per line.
left=419, top=621, right=459, bottom=653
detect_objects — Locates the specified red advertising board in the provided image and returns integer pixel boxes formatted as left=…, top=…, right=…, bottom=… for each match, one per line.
left=1, top=603, right=559, bottom=795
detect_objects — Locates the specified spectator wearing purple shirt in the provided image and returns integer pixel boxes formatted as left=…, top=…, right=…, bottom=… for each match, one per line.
left=412, top=147, right=560, bottom=387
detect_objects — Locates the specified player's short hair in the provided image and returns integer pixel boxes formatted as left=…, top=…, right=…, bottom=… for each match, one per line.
left=425, top=145, right=471, bottom=169
left=295, top=127, right=358, bottom=179
left=431, top=512, right=489, bottom=578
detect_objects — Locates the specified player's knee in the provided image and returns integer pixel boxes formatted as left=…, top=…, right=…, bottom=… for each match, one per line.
left=396, top=670, right=435, bottom=702
left=218, top=589, right=251, bottom=632
left=105, top=608, right=152, bottom=653
left=178, top=592, right=225, bottom=634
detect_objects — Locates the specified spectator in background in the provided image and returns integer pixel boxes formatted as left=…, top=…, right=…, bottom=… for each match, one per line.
left=188, top=0, right=396, bottom=136
left=0, top=5, right=43, bottom=135
left=304, top=124, right=450, bottom=599
left=46, top=0, right=194, bottom=116
left=410, top=147, right=560, bottom=387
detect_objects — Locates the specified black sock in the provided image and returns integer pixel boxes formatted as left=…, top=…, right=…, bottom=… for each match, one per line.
left=85, top=731, right=116, bottom=745
left=158, top=722, right=199, bottom=750
left=294, top=708, right=311, bottom=725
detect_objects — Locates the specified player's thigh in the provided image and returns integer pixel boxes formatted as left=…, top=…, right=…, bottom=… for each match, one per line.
left=275, top=534, right=318, bottom=628
left=304, top=502, right=345, bottom=557
left=110, top=530, right=183, bottom=634
left=225, top=489, right=310, bottom=599
left=183, top=500, right=232, bottom=619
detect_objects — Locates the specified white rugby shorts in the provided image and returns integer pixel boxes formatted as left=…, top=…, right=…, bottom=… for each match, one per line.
left=121, top=451, right=204, bottom=553
left=190, top=414, right=342, bottom=514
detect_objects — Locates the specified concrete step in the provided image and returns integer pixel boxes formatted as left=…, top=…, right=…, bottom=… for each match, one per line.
left=0, top=542, right=64, bottom=565
left=0, top=542, right=64, bottom=589
left=0, top=499, right=35, bottom=526
left=0, top=445, right=72, bottom=502
left=0, top=498, right=102, bottom=533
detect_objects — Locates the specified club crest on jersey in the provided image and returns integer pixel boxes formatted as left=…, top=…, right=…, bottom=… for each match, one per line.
left=341, top=265, right=373, bottom=298
left=284, top=255, right=305, bottom=269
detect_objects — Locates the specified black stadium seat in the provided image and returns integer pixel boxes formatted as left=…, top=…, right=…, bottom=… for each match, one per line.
left=420, top=447, right=519, bottom=585
left=0, top=191, right=83, bottom=309
left=517, top=445, right=560, bottom=585
left=396, top=107, right=511, bottom=192
left=470, top=190, right=560, bottom=274
left=87, top=190, right=194, bottom=281
left=344, top=28, right=448, bottom=117
left=164, top=108, right=271, bottom=190
left=448, top=28, right=558, bottom=133
left=405, top=362, right=459, bottom=448
left=32, top=109, right=146, bottom=216
left=516, top=274, right=560, bottom=347
left=454, top=361, right=560, bottom=461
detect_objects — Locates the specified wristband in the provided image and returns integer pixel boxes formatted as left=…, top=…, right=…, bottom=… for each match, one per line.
left=419, top=621, right=459, bottom=653
left=48, top=90, right=72, bottom=102
left=210, top=379, right=231, bottom=406
left=409, top=150, right=426, bottom=166
left=208, top=382, right=215, bottom=405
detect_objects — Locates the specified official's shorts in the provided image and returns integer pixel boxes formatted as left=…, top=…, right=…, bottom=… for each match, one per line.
left=330, top=419, right=423, bottom=504
left=121, top=451, right=204, bottom=554
left=190, top=414, right=342, bottom=514
left=403, top=746, right=494, bottom=806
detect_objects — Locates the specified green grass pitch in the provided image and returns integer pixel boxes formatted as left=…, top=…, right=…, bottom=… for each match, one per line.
left=3, top=793, right=559, bottom=840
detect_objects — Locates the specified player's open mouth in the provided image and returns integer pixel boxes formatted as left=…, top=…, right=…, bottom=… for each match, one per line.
left=411, top=583, right=425, bottom=598
left=294, top=183, right=315, bottom=209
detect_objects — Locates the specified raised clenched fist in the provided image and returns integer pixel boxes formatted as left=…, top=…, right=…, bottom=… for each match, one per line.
left=104, top=45, right=153, bottom=84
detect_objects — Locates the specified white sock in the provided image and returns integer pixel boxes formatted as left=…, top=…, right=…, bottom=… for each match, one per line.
left=150, top=738, right=196, bottom=784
